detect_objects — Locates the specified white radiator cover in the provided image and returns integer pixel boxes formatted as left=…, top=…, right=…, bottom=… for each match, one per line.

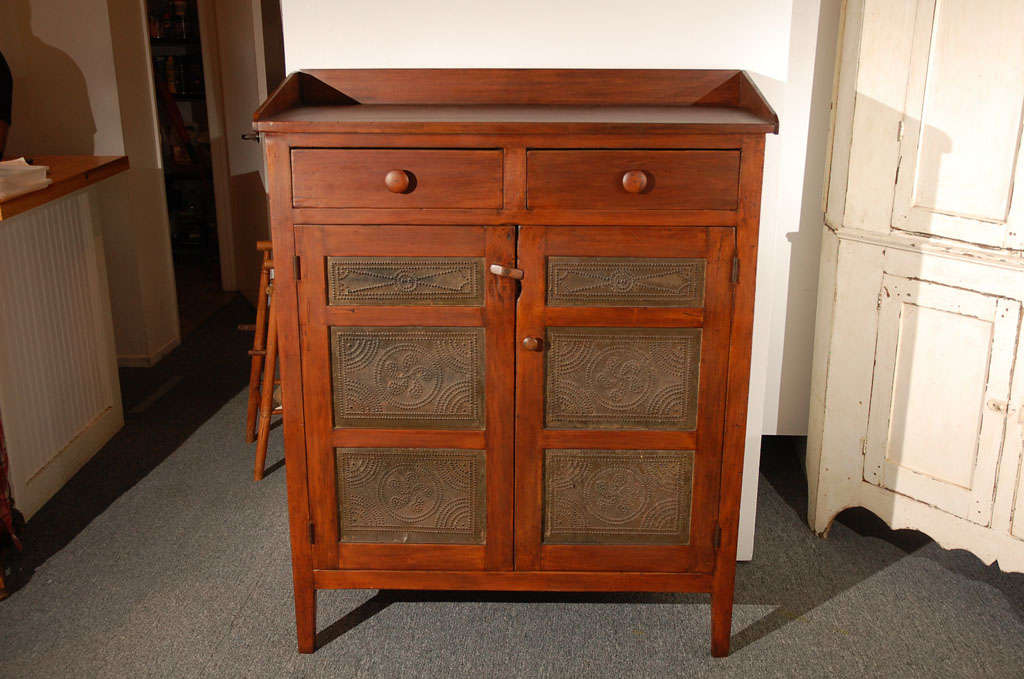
left=0, top=191, right=123, bottom=519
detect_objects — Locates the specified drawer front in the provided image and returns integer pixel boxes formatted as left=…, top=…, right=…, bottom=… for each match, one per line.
left=526, top=149, right=739, bottom=210
left=291, top=148, right=503, bottom=209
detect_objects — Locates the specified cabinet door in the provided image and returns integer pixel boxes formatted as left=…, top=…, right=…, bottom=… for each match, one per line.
left=295, top=225, right=515, bottom=571
left=892, top=0, right=1024, bottom=250
left=514, top=226, right=735, bottom=572
left=864, top=275, right=1021, bottom=525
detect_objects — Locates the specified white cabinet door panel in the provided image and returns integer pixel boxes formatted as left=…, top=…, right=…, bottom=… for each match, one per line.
left=864, top=275, right=1020, bottom=525
left=892, top=0, right=1024, bottom=250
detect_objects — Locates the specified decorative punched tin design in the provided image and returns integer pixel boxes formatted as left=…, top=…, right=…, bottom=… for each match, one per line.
left=327, top=256, right=485, bottom=306
left=545, top=327, right=701, bottom=430
left=543, top=449, right=694, bottom=544
left=331, top=327, right=486, bottom=429
left=547, top=257, right=706, bottom=307
left=337, top=448, right=486, bottom=544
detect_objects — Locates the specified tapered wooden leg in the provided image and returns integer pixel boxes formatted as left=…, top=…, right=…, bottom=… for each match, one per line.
left=710, top=563, right=736, bottom=657
left=294, top=578, right=316, bottom=654
left=245, top=251, right=272, bottom=443
left=254, top=288, right=278, bottom=481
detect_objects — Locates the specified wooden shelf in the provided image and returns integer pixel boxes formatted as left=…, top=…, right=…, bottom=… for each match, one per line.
left=0, top=156, right=129, bottom=221
left=254, top=69, right=779, bottom=135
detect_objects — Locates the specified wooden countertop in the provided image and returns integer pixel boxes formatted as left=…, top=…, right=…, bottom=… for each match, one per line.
left=0, top=155, right=130, bottom=221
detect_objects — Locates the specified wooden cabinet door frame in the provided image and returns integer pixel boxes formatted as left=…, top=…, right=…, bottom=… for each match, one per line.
left=513, top=226, right=735, bottom=573
left=294, top=225, right=516, bottom=572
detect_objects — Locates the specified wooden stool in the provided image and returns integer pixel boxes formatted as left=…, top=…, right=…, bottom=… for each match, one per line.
left=241, top=241, right=282, bottom=481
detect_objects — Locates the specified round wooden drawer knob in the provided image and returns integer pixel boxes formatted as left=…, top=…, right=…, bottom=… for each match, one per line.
left=521, top=336, right=543, bottom=352
left=622, top=169, right=649, bottom=194
left=384, top=169, right=412, bottom=193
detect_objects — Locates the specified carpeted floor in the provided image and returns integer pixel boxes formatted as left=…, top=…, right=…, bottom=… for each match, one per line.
left=1, top=299, right=1022, bottom=678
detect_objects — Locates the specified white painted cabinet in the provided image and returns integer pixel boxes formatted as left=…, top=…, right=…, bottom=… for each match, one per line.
left=865, top=275, right=1019, bottom=526
left=892, top=0, right=1024, bottom=250
left=808, top=0, right=1024, bottom=571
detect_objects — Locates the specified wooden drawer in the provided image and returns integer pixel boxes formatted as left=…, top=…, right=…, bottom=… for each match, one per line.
left=291, top=148, right=503, bottom=209
left=526, top=149, right=740, bottom=210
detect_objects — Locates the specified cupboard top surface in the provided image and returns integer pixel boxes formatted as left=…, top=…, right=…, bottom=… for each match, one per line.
left=253, top=69, right=778, bottom=135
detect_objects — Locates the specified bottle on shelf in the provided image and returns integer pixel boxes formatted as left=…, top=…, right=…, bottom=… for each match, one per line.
left=165, top=56, right=177, bottom=93
left=174, top=58, right=187, bottom=94
left=174, top=1, right=189, bottom=40
left=187, top=59, right=204, bottom=96
left=161, top=11, right=175, bottom=40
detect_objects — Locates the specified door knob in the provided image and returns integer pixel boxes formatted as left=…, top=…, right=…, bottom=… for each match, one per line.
left=384, top=169, right=413, bottom=193
left=521, top=336, right=543, bottom=351
left=622, top=169, right=649, bottom=194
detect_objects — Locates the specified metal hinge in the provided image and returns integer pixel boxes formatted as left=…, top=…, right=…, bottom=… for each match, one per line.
left=309, top=522, right=316, bottom=544
left=713, top=525, right=722, bottom=550
left=897, top=119, right=904, bottom=143
left=731, top=257, right=739, bottom=284
left=294, top=255, right=301, bottom=280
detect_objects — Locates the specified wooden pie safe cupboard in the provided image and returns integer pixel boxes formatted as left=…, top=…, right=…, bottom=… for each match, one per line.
left=254, top=69, right=776, bottom=657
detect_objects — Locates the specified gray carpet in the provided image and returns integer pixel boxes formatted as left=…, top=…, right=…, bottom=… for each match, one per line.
left=1, top=388, right=1023, bottom=678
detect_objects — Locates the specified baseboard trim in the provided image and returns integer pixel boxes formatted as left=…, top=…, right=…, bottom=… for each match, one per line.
left=13, top=405, right=124, bottom=520
left=117, top=335, right=181, bottom=367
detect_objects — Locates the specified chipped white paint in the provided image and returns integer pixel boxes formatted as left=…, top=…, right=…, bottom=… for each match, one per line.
left=809, top=0, right=1024, bottom=572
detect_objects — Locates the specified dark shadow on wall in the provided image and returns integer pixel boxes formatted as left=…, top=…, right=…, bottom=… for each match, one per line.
left=1, top=0, right=96, bottom=155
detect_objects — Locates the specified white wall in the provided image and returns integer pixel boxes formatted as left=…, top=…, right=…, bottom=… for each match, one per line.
left=279, top=0, right=840, bottom=556
left=0, top=0, right=124, bottom=156
left=198, top=0, right=274, bottom=305
left=0, top=0, right=180, bottom=365
left=104, top=0, right=181, bottom=365
left=279, top=0, right=837, bottom=436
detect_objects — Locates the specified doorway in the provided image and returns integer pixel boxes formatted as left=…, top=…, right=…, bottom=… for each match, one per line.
left=146, top=0, right=230, bottom=337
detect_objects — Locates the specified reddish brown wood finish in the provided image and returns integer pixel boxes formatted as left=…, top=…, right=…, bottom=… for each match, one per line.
left=0, top=155, right=128, bottom=221
left=313, top=569, right=715, bottom=592
left=512, top=226, right=734, bottom=575
left=711, top=135, right=767, bottom=657
left=622, top=169, right=649, bottom=194
left=257, top=69, right=774, bottom=657
left=253, top=285, right=278, bottom=481
left=297, top=69, right=750, bottom=106
left=245, top=244, right=274, bottom=443
left=526, top=150, right=740, bottom=210
left=293, top=225, right=516, bottom=575
left=291, top=149, right=502, bottom=209
left=264, top=135, right=316, bottom=654
left=253, top=70, right=780, bottom=136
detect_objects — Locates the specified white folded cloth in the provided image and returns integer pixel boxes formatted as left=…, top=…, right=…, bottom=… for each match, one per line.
left=0, top=157, right=52, bottom=202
